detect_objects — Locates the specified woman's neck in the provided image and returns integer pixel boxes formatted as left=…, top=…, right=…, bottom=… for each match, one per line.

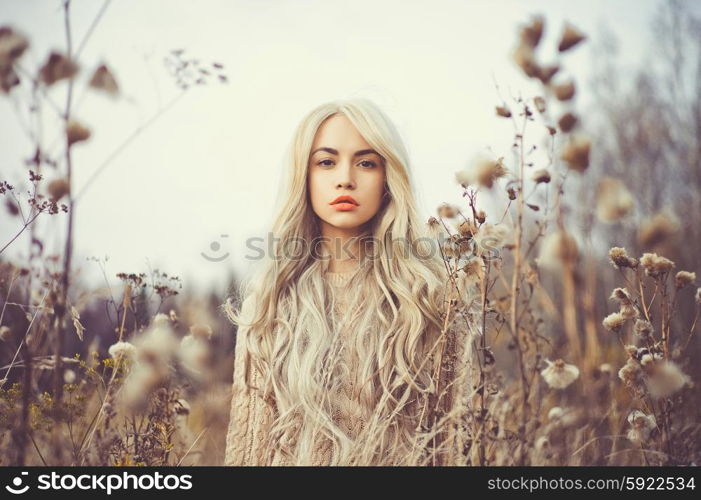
left=318, top=224, right=367, bottom=273
left=327, top=257, right=360, bottom=274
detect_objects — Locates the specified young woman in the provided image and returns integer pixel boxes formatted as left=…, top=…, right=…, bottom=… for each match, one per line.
left=223, top=98, right=479, bottom=466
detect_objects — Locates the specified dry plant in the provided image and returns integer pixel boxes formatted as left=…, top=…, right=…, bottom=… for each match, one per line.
left=0, top=0, right=228, bottom=466
left=0, top=3, right=698, bottom=466
left=422, top=10, right=699, bottom=466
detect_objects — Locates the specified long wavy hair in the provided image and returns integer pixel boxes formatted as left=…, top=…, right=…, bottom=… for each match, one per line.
left=223, top=98, right=471, bottom=465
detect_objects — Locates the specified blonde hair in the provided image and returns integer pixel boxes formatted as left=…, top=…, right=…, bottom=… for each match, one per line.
left=223, top=98, right=465, bottom=465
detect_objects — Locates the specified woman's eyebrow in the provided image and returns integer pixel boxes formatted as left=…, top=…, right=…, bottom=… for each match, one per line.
left=311, top=147, right=380, bottom=157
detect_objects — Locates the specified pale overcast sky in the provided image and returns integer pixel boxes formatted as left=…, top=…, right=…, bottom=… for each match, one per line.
left=0, top=0, right=681, bottom=294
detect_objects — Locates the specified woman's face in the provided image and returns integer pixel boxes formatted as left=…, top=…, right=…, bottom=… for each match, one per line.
left=308, top=114, right=387, bottom=237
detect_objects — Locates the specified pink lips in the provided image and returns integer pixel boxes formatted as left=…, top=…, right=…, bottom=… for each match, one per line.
left=329, top=195, right=359, bottom=211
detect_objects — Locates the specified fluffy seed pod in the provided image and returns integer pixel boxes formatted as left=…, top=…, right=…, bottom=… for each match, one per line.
left=558, top=23, right=586, bottom=52
left=560, top=135, right=590, bottom=172
left=553, top=81, right=575, bottom=101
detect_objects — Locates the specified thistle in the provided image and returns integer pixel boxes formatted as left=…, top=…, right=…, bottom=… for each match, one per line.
left=540, top=359, right=580, bottom=389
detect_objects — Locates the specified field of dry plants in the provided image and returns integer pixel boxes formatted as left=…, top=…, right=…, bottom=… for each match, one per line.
left=1, top=1, right=700, bottom=466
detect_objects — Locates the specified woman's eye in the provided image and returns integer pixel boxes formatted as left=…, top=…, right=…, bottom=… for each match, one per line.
left=317, top=159, right=376, bottom=168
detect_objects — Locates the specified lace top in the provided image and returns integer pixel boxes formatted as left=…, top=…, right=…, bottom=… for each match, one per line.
left=224, top=268, right=473, bottom=465
left=224, top=269, right=359, bottom=465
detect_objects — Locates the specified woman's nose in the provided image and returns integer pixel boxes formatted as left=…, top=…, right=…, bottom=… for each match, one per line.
left=336, top=162, right=355, bottom=189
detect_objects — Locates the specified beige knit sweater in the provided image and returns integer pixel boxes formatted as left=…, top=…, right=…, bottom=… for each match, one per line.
left=224, top=269, right=472, bottom=466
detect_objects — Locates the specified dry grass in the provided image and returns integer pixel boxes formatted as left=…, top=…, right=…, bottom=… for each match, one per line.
left=0, top=3, right=699, bottom=466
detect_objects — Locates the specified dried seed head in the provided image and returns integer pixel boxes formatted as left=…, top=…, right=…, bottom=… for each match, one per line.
left=63, top=368, right=76, bottom=384
left=624, top=345, right=639, bottom=358
left=175, top=398, right=191, bottom=415
left=152, top=313, right=170, bottom=326
left=536, top=65, right=560, bottom=85
left=0, top=26, right=29, bottom=94
left=608, top=247, right=638, bottom=269
left=558, top=22, right=587, bottom=52
left=596, top=177, right=634, bottom=223
left=618, top=358, right=643, bottom=388
left=47, top=178, right=70, bottom=201
left=533, top=96, right=546, bottom=113
left=557, top=112, right=578, bottom=132
left=441, top=234, right=460, bottom=258
left=535, top=436, right=550, bottom=451
left=674, top=271, right=695, bottom=289
left=640, top=353, right=656, bottom=367
left=121, top=323, right=181, bottom=407
left=638, top=212, right=679, bottom=248
left=495, top=105, right=511, bottom=118
left=540, top=358, right=580, bottom=389
left=456, top=218, right=477, bottom=238
left=619, top=303, right=639, bottom=320
left=456, top=156, right=509, bottom=189
left=0, top=64, right=19, bottom=94
left=426, top=216, right=442, bottom=238
left=598, top=363, right=613, bottom=375
left=462, top=258, right=482, bottom=279
left=633, top=319, right=654, bottom=340
left=512, top=43, right=539, bottom=78
left=179, top=334, right=210, bottom=375
left=437, top=203, right=458, bottom=219
left=646, top=360, right=690, bottom=399
left=532, top=169, right=551, bottom=184
left=609, top=287, right=632, bottom=305
left=507, top=186, right=517, bottom=200
left=137, top=324, right=179, bottom=363
left=640, top=252, right=675, bottom=278
left=455, top=235, right=472, bottom=257
left=524, top=262, right=539, bottom=287
left=635, top=346, right=663, bottom=364
left=89, top=63, right=119, bottom=96
left=547, top=406, right=564, bottom=421
left=189, top=323, right=213, bottom=340
left=560, top=135, right=590, bottom=172
left=553, top=81, right=575, bottom=101
left=39, top=51, right=79, bottom=86
left=0, top=26, right=29, bottom=67
left=602, top=312, right=626, bottom=333
left=626, top=410, right=656, bottom=443
left=108, top=340, right=136, bottom=360
left=519, top=15, right=544, bottom=48
left=66, top=119, right=91, bottom=146
left=536, top=231, right=579, bottom=271
left=474, top=223, right=510, bottom=253
left=476, top=210, right=486, bottom=224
